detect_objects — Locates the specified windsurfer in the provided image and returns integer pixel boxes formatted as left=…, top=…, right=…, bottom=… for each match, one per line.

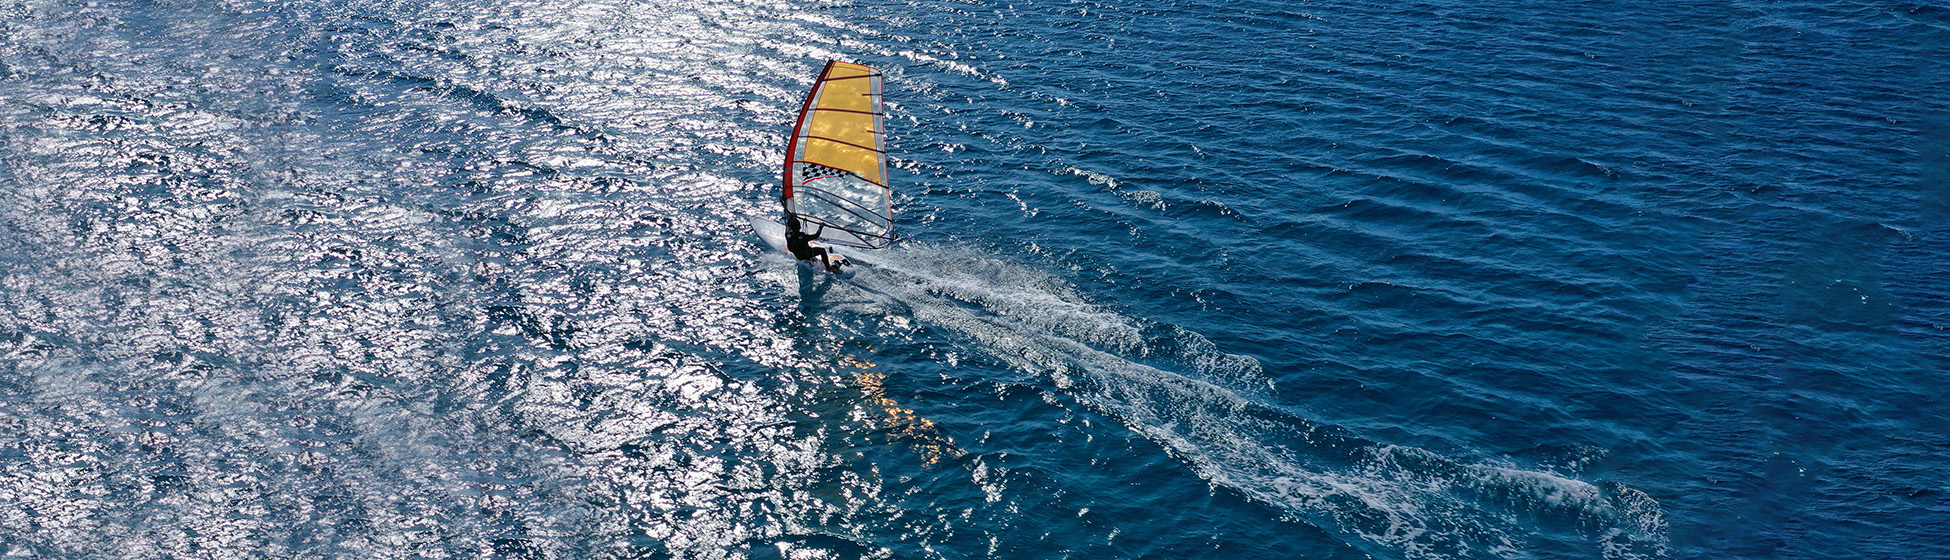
left=784, top=214, right=845, bottom=274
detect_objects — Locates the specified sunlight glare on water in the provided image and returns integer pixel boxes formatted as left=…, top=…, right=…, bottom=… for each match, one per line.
left=0, top=0, right=936, bottom=557
left=3, top=0, right=1944, bottom=558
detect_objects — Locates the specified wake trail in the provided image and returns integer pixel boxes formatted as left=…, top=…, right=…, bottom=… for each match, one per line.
left=812, top=242, right=1671, bottom=560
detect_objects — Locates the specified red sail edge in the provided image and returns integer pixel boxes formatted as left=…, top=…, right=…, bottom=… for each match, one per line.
left=780, top=60, right=837, bottom=203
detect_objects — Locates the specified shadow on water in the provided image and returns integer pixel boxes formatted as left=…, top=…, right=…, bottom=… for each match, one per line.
left=795, top=263, right=838, bottom=309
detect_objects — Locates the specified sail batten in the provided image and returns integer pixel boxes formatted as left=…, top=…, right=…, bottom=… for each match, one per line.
left=805, top=136, right=885, bottom=154
left=782, top=60, right=893, bottom=249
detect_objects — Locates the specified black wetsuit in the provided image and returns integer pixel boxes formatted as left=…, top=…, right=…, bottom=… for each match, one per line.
left=784, top=217, right=829, bottom=264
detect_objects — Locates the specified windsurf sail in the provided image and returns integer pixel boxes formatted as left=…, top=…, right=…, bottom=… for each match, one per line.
left=782, top=61, right=893, bottom=249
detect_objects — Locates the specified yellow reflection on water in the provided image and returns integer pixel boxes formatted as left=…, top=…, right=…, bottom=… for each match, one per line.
left=842, top=355, right=964, bottom=466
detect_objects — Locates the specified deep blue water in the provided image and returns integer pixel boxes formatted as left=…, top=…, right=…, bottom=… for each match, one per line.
left=2, top=0, right=1946, bottom=558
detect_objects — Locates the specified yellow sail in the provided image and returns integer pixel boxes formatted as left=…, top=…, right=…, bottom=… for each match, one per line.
left=799, top=62, right=884, bottom=186
left=783, top=61, right=892, bottom=249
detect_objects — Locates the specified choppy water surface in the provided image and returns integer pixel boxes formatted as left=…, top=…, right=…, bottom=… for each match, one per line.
left=2, top=0, right=1945, bottom=558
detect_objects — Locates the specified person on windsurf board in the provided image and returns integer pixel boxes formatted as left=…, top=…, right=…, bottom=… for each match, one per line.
left=784, top=214, right=849, bottom=275
left=751, top=60, right=892, bottom=279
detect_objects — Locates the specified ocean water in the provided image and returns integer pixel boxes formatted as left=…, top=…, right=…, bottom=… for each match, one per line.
left=2, top=0, right=1946, bottom=558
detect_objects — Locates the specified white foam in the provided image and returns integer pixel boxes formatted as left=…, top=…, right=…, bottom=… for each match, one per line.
left=819, top=243, right=1669, bottom=559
